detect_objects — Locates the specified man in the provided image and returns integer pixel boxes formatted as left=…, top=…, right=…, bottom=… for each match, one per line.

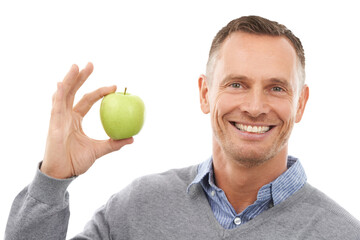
left=5, top=15, right=360, bottom=239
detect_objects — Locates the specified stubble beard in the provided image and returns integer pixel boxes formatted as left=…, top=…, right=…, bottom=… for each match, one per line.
left=213, top=120, right=295, bottom=169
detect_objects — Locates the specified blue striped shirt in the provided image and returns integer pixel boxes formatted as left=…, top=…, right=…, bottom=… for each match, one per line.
left=188, top=156, right=307, bottom=229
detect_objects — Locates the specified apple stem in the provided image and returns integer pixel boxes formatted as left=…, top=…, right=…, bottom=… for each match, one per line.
left=124, top=87, right=127, bottom=95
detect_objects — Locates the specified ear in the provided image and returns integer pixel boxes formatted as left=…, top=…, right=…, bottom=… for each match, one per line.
left=295, top=84, right=309, bottom=123
left=198, top=74, right=210, bottom=114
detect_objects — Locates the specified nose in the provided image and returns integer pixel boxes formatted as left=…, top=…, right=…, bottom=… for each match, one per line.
left=240, top=89, right=270, bottom=118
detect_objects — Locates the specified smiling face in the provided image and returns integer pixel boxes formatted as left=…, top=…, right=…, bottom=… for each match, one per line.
left=199, top=32, right=309, bottom=167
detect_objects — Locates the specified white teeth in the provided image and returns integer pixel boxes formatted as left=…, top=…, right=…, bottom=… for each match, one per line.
left=246, top=126, right=252, bottom=132
left=234, top=123, right=270, bottom=133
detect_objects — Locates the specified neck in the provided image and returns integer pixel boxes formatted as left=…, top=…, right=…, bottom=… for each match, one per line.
left=212, top=139, right=288, bottom=213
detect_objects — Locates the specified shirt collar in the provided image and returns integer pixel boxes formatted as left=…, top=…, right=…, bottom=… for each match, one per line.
left=187, top=156, right=307, bottom=206
left=271, top=155, right=307, bottom=205
left=189, top=158, right=212, bottom=187
left=187, top=157, right=213, bottom=193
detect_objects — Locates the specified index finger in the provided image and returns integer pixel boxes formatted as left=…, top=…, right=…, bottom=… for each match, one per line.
left=74, top=85, right=117, bottom=117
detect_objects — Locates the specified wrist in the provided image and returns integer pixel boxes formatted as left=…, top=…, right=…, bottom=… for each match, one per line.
left=29, top=162, right=75, bottom=205
left=40, top=161, right=73, bottom=179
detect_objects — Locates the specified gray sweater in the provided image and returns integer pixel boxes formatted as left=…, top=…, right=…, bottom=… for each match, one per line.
left=5, top=164, right=360, bottom=239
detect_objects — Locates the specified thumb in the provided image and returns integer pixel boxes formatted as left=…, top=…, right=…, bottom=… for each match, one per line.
left=94, top=137, right=134, bottom=159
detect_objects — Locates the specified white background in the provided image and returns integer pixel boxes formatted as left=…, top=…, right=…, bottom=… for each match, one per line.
left=1, top=0, right=359, bottom=237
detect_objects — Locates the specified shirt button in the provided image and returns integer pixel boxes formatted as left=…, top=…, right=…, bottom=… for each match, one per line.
left=211, top=190, right=216, bottom=197
left=234, top=217, right=242, bottom=225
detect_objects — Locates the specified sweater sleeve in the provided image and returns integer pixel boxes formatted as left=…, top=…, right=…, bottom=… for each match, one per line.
left=5, top=165, right=74, bottom=240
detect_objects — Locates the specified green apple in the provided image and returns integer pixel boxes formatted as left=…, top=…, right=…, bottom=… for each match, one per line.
left=100, top=88, right=145, bottom=140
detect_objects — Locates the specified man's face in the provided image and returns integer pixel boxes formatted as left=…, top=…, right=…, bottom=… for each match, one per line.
left=199, top=32, right=309, bottom=167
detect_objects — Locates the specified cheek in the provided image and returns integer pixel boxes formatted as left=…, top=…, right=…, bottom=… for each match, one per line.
left=273, top=99, right=297, bottom=127
left=208, top=93, right=236, bottom=133
left=210, top=93, right=237, bottom=119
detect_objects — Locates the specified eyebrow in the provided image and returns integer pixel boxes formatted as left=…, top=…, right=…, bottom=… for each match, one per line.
left=220, top=74, right=248, bottom=86
left=268, top=78, right=292, bottom=90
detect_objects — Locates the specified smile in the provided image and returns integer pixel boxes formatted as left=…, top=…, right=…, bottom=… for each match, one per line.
left=232, top=123, right=272, bottom=134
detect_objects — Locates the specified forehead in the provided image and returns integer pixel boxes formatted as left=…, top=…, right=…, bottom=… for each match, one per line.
left=213, top=32, right=298, bottom=85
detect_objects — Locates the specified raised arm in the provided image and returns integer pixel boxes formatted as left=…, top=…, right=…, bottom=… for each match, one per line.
left=42, top=63, right=133, bottom=179
left=5, top=63, right=133, bottom=239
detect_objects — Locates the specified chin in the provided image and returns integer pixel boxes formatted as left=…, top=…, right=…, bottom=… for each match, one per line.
left=232, top=153, right=272, bottom=168
left=226, top=144, right=281, bottom=168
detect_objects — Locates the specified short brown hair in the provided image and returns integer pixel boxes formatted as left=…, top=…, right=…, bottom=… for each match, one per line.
left=206, top=15, right=305, bottom=86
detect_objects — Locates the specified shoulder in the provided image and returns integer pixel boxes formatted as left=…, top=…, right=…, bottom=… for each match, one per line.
left=297, top=183, right=360, bottom=238
left=132, top=164, right=198, bottom=195
left=106, top=164, right=198, bottom=210
left=268, top=183, right=360, bottom=238
left=99, top=164, right=199, bottom=234
left=304, top=184, right=359, bottom=223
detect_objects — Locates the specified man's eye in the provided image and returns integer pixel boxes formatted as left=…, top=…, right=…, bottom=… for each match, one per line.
left=272, top=86, right=284, bottom=92
left=230, top=83, right=242, bottom=88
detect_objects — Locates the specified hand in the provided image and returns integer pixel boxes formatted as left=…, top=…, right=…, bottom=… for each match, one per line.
left=41, top=63, right=134, bottom=179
